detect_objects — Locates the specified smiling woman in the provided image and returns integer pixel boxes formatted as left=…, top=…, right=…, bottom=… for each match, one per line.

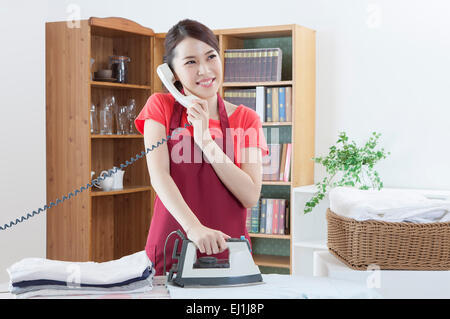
left=134, top=19, right=269, bottom=276
left=163, top=20, right=220, bottom=93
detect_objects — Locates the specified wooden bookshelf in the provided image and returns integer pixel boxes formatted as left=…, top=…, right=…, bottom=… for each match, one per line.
left=46, top=17, right=155, bottom=262
left=46, top=19, right=315, bottom=274
left=216, top=24, right=316, bottom=274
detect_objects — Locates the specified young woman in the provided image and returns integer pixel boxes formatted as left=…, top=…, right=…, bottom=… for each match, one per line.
left=134, top=19, right=269, bottom=275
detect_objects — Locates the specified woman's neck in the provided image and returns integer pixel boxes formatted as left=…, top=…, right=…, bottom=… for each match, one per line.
left=206, top=93, right=219, bottom=120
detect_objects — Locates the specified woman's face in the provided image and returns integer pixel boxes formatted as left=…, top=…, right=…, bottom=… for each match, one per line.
left=171, top=37, right=222, bottom=99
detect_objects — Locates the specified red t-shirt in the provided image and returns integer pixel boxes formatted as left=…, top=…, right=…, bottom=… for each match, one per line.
left=134, top=93, right=269, bottom=168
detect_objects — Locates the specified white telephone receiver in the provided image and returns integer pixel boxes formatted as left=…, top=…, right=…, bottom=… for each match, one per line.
left=157, top=63, right=198, bottom=108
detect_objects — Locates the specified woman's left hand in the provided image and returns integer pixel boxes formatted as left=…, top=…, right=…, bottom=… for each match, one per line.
left=186, top=99, right=212, bottom=150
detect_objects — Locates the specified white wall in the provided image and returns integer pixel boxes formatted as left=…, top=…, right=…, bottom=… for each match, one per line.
left=1, top=0, right=449, bottom=283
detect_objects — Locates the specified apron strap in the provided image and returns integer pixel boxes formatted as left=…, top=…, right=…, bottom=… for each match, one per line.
left=168, top=90, right=234, bottom=161
left=217, top=92, right=231, bottom=157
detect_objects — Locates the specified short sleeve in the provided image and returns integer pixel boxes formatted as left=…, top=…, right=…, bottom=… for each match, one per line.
left=134, top=94, right=167, bottom=135
left=240, top=108, right=269, bottom=157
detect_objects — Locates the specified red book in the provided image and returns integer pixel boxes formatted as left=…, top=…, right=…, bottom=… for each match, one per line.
left=278, top=200, right=285, bottom=235
left=272, top=199, right=279, bottom=234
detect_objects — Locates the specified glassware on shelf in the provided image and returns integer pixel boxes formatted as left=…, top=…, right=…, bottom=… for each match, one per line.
left=109, top=55, right=131, bottom=84
left=115, top=105, right=129, bottom=135
left=90, top=103, right=99, bottom=134
left=99, top=96, right=116, bottom=135
left=127, top=98, right=138, bottom=134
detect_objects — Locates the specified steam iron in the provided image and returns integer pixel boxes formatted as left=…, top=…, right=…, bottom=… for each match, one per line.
left=166, top=230, right=263, bottom=288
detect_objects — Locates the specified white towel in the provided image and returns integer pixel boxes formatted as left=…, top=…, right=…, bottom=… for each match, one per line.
left=329, top=187, right=450, bottom=223
left=7, top=250, right=152, bottom=286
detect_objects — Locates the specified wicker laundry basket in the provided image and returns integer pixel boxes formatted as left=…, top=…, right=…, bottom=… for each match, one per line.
left=326, top=208, right=450, bottom=270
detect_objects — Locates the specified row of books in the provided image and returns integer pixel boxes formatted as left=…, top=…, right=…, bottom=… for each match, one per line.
left=263, top=143, right=292, bottom=182
left=224, top=48, right=282, bottom=82
left=246, top=198, right=290, bottom=235
left=224, top=86, right=292, bottom=123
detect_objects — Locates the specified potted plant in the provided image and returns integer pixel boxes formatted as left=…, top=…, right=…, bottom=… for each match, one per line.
left=304, top=131, right=390, bottom=214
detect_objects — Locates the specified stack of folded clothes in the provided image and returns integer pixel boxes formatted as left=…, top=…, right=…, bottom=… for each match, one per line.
left=7, top=250, right=154, bottom=299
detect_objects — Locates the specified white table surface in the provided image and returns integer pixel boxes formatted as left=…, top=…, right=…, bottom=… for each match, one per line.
left=313, top=250, right=450, bottom=299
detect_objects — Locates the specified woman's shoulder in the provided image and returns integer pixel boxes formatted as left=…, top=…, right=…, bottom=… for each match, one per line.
left=224, top=100, right=239, bottom=116
left=233, top=103, right=261, bottom=125
left=148, top=92, right=175, bottom=106
left=143, top=92, right=177, bottom=117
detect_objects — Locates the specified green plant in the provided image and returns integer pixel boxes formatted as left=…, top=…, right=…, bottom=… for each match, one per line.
left=304, top=131, right=390, bottom=214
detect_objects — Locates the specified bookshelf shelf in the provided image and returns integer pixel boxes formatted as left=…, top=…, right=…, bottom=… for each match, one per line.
left=91, top=134, right=143, bottom=139
left=249, top=233, right=291, bottom=240
left=90, top=81, right=152, bottom=90
left=89, top=185, right=153, bottom=197
left=253, top=254, right=290, bottom=269
left=262, top=181, right=291, bottom=186
left=222, top=80, right=292, bottom=87
left=262, top=122, right=292, bottom=126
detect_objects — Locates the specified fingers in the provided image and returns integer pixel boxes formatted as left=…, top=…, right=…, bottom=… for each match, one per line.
left=197, top=241, right=206, bottom=254
left=218, top=236, right=228, bottom=253
left=198, top=232, right=229, bottom=255
left=203, top=234, right=219, bottom=255
left=214, top=232, right=230, bottom=253
left=189, top=103, right=203, bottom=117
left=186, top=106, right=200, bottom=125
left=221, top=231, right=231, bottom=239
left=187, top=225, right=231, bottom=256
left=210, top=239, right=219, bottom=255
left=193, top=99, right=208, bottom=112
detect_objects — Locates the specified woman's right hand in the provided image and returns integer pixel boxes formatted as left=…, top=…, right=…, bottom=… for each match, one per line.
left=185, top=223, right=231, bottom=255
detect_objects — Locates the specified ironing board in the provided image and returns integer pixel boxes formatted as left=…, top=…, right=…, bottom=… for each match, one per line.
left=0, top=274, right=380, bottom=299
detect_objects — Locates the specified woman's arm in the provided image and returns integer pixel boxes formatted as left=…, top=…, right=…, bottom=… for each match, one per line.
left=143, top=119, right=230, bottom=255
left=201, top=137, right=263, bottom=209
left=185, top=98, right=263, bottom=209
left=143, top=119, right=200, bottom=232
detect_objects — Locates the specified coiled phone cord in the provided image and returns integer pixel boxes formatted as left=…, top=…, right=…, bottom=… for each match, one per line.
left=0, top=123, right=192, bottom=232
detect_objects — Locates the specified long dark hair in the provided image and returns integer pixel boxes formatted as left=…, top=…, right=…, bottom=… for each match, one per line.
left=164, top=19, right=220, bottom=92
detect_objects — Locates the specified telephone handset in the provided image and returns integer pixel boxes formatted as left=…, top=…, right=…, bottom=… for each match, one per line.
left=157, top=63, right=199, bottom=108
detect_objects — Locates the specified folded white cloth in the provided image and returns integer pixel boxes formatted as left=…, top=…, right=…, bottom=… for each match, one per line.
left=13, top=277, right=154, bottom=299
left=7, top=250, right=152, bottom=286
left=329, top=187, right=450, bottom=223
left=10, top=268, right=155, bottom=295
